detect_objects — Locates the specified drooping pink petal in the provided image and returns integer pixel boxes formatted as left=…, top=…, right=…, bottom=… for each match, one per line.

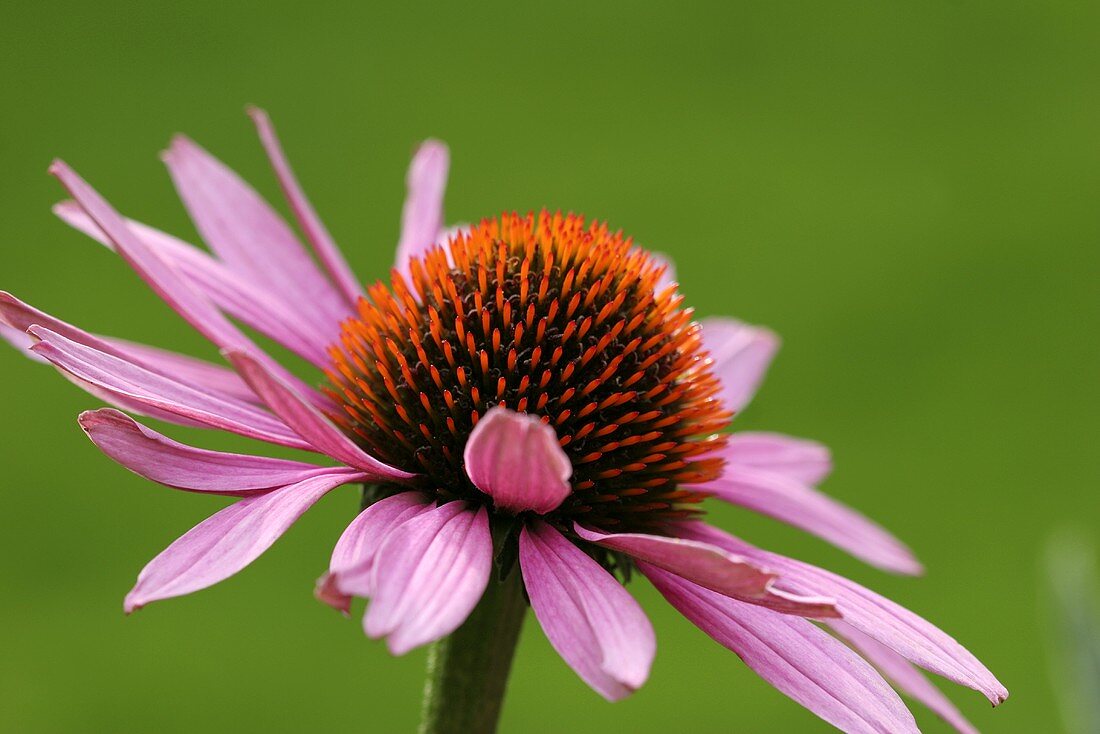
left=224, top=349, right=414, bottom=482
left=162, top=135, right=349, bottom=337
left=0, top=291, right=260, bottom=405
left=49, top=161, right=329, bottom=407
left=55, top=202, right=330, bottom=367
left=248, top=107, right=364, bottom=308
left=125, top=469, right=365, bottom=612
left=79, top=408, right=329, bottom=495
left=679, top=522, right=1008, bottom=705
left=701, top=316, right=780, bottom=414
left=363, top=502, right=492, bottom=655
left=394, top=140, right=449, bottom=275
left=29, top=327, right=308, bottom=449
left=694, top=464, right=922, bottom=575
left=519, top=520, right=655, bottom=701
left=722, top=431, right=833, bottom=485
left=463, top=406, right=572, bottom=514
left=574, top=523, right=837, bottom=618
left=833, top=620, right=979, bottom=734
left=644, top=564, right=919, bottom=734
left=317, top=491, right=434, bottom=611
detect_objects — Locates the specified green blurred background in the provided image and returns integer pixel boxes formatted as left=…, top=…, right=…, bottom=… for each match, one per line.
left=1, top=2, right=1097, bottom=732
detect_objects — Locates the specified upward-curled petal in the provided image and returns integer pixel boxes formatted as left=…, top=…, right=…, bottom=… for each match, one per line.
left=125, top=469, right=365, bottom=612
left=463, top=407, right=572, bottom=515
left=520, top=521, right=655, bottom=701
left=394, top=140, right=449, bottom=274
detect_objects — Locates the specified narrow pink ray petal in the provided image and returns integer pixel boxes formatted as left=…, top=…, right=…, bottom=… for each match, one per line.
left=248, top=107, right=364, bottom=307
left=124, top=469, right=365, bottom=612
left=701, top=316, right=780, bottom=414
left=574, top=523, right=837, bottom=618
left=0, top=291, right=259, bottom=405
left=224, top=349, right=414, bottom=482
left=162, top=135, right=349, bottom=336
left=394, top=140, right=449, bottom=275
left=643, top=564, right=919, bottom=734
left=29, top=327, right=309, bottom=449
left=519, top=520, right=655, bottom=701
left=48, top=161, right=330, bottom=408
left=364, top=502, right=492, bottom=655
left=694, top=465, right=922, bottom=575
left=316, top=491, right=434, bottom=611
left=679, top=522, right=1008, bottom=705
left=833, top=620, right=980, bottom=734
left=722, top=431, right=833, bottom=485
left=80, top=408, right=330, bottom=495
left=463, top=406, right=572, bottom=514
left=55, top=202, right=330, bottom=367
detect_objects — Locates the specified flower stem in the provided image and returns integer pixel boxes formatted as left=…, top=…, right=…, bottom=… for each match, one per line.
left=417, top=569, right=527, bottom=734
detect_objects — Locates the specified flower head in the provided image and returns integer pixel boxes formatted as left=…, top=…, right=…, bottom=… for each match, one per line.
left=1, top=111, right=1006, bottom=733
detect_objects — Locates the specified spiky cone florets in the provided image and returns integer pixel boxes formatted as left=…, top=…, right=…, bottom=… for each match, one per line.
left=325, top=211, right=731, bottom=537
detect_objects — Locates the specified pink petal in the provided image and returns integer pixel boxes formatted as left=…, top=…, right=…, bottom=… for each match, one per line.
left=519, top=520, right=655, bottom=701
left=1, top=291, right=259, bottom=405
left=644, top=564, right=919, bottom=734
left=79, top=408, right=329, bottom=495
left=29, top=327, right=308, bottom=449
left=49, top=161, right=328, bottom=407
left=833, top=620, right=979, bottom=734
left=364, top=502, right=492, bottom=655
left=248, top=107, right=364, bottom=308
left=722, top=431, right=833, bottom=485
left=318, top=491, right=434, bottom=610
left=648, top=250, right=677, bottom=294
left=695, top=464, right=922, bottom=575
left=55, top=202, right=330, bottom=367
left=680, top=522, right=1008, bottom=705
left=224, top=349, right=414, bottom=482
left=162, top=135, right=348, bottom=338
left=463, top=406, right=572, bottom=514
left=125, top=470, right=365, bottom=612
left=574, top=523, right=838, bottom=618
left=394, top=140, right=449, bottom=275
left=701, top=316, right=780, bottom=414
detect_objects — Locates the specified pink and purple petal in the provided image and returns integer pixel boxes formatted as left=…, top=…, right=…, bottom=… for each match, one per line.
left=394, top=140, right=449, bottom=275
left=574, top=523, right=837, bottom=618
left=701, top=316, right=780, bottom=414
left=833, top=620, right=980, bottom=734
left=224, top=349, right=414, bottom=482
left=54, top=202, right=330, bottom=367
left=364, top=502, right=492, bottom=655
left=318, top=491, right=434, bottom=610
left=695, top=464, right=921, bottom=575
left=519, top=520, right=655, bottom=701
left=80, top=408, right=330, bottom=495
left=30, top=327, right=308, bottom=449
left=644, top=564, right=919, bottom=734
left=248, top=107, right=364, bottom=308
left=722, top=431, right=833, bottom=485
left=680, top=522, right=1008, bottom=705
left=125, top=469, right=365, bottom=612
left=162, top=135, right=349, bottom=337
left=463, top=406, right=572, bottom=514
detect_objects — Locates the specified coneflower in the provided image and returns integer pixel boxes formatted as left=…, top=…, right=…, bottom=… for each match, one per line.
left=1, top=110, right=1006, bottom=733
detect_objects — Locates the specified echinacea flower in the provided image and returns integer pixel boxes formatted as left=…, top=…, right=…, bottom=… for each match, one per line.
left=1, top=109, right=1007, bottom=733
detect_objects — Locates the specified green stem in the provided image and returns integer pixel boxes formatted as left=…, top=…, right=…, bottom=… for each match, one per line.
left=417, top=569, right=528, bottom=734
